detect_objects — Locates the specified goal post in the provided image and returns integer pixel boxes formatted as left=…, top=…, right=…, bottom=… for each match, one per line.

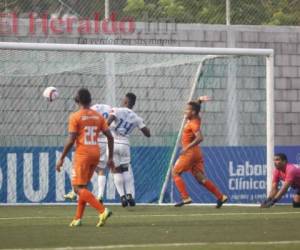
left=0, top=42, right=274, bottom=204
left=158, top=53, right=274, bottom=204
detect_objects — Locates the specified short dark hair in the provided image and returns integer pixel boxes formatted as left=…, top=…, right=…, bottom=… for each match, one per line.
left=274, top=153, right=288, bottom=162
left=126, top=92, right=136, bottom=107
left=188, top=100, right=202, bottom=114
left=75, top=88, right=91, bottom=105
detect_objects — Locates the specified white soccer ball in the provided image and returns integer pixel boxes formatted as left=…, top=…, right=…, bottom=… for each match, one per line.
left=43, top=86, right=59, bottom=102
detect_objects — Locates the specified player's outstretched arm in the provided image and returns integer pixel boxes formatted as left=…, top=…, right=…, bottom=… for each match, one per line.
left=260, top=182, right=278, bottom=208
left=273, top=181, right=291, bottom=202
left=261, top=182, right=290, bottom=208
left=197, top=95, right=211, bottom=103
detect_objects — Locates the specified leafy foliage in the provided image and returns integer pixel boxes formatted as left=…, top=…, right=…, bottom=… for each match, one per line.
left=1, top=0, right=300, bottom=25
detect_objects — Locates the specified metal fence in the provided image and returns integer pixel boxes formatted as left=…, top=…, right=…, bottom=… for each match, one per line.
left=1, top=0, right=300, bottom=26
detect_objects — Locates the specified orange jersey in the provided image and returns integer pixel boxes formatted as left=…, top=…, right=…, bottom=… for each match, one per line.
left=175, top=117, right=203, bottom=176
left=181, top=118, right=201, bottom=148
left=68, top=108, right=108, bottom=156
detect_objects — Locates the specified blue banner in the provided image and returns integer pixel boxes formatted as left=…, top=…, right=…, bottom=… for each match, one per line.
left=0, top=146, right=299, bottom=204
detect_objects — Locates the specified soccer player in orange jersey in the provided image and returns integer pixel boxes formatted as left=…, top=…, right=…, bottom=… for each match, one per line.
left=56, top=88, right=115, bottom=227
left=173, top=96, right=228, bottom=208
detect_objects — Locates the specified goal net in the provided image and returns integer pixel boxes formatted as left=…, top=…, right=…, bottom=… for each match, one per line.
left=0, top=42, right=274, bottom=204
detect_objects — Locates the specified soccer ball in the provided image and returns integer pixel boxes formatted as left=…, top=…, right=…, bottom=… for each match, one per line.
left=43, top=86, right=59, bottom=102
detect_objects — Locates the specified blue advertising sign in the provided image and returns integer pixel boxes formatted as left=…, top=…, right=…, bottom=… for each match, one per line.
left=0, top=146, right=299, bottom=204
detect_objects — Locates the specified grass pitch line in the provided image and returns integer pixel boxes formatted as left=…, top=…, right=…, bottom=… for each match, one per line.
left=3, top=240, right=300, bottom=250
left=0, top=211, right=300, bottom=221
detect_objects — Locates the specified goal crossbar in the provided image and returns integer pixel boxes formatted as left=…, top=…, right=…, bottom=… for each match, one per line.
left=0, top=42, right=273, bottom=56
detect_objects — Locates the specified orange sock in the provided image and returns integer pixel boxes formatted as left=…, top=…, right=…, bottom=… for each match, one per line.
left=173, top=175, right=189, bottom=199
left=203, top=179, right=222, bottom=200
left=75, top=196, right=86, bottom=220
left=78, top=188, right=105, bottom=214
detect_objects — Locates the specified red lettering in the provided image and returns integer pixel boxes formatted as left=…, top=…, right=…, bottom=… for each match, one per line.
left=11, top=13, right=18, bottom=34
left=94, top=12, right=101, bottom=33
left=102, top=12, right=118, bottom=34
left=66, top=15, right=77, bottom=33
left=119, top=16, right=135, bottom=34
left=41, top=12, right=48, bottom=34
left=50, top=18, right=64, bottom=34
left=77, top=18, right=91, bottom=34
left=29, top=12, right=36, bottom=34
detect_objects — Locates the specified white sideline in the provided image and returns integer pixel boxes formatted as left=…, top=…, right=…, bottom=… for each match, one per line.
left=3, top=240, right=300, bottom=250
left=1, top=211, right=300, bottom=221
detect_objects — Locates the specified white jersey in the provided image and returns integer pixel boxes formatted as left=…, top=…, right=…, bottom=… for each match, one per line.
left=91, top=103, right=112, bottom=143
left=110, top=107, right=145, bottom=145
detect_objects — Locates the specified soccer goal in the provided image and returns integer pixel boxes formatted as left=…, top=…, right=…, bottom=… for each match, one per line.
left=0, top=42, right=273, bottom=205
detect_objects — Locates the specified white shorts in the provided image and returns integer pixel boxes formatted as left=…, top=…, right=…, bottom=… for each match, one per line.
left=96, top=141, right=107, bottom=171
left=114, top=142, right=130, bottom=167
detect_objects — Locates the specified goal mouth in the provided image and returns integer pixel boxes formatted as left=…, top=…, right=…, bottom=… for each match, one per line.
left=0, top=42, right=274, bottom=204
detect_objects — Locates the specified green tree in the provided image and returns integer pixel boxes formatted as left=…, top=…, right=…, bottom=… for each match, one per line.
left=123, top=0, right=226, bottom=23
left=266, top=0, right=300, bottom=25
left=124, top=0, right=162, bottom=20
left=123, top=0, right=300, bottom=25
left=231, top=0, right=270, bottom=25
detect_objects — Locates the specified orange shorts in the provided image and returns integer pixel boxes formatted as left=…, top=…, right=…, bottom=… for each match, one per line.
left=173, top=149, right=204, bottom=176
left=72, top=153, right=99, bottom=186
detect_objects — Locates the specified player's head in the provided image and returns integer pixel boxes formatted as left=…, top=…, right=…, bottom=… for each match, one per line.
left=74, top=88, right=92, bottom=107
left=274, top=153, right=288, bottom=169
left=185, top=100, right=201, bottom=119
left=123, top=92, right=136, bottom=109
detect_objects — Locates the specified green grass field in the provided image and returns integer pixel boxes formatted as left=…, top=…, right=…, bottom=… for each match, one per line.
left=0, top=205, right=300, bottom=250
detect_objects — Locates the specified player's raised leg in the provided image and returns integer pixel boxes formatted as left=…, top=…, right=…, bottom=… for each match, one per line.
left=193, top=170, right=228, bottom=208
left=76, top=186, right=112, bottom=227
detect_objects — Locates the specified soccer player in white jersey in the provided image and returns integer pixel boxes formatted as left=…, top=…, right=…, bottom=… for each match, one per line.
left=64, top=103, right=112, bottom=202
left=108, top=92, right=150, bottom=207
left=90, top=103, right=112, bottom=202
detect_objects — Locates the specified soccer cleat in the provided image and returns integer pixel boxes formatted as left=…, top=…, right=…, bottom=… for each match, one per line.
left=120, top=195, right=128, bottom=207
left=64, top=191, right=77, bottom=201
left=174, top=197, right=192, bottom=207
left=69, top=219, right=82, bottom=227
left=216, top=195, right=228, bottom=208
left=126, top=194, right=136, bottom=207
left=96, top=208, right=112, bottom=227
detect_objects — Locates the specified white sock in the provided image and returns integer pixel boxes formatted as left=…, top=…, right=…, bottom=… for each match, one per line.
left=113, top=173, right=125, bottom=197
left=123, top=170, right=135, bottom=198
left=129, top=164, right=135, bottom=198
left=97, top=175, right=106, bottom=199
